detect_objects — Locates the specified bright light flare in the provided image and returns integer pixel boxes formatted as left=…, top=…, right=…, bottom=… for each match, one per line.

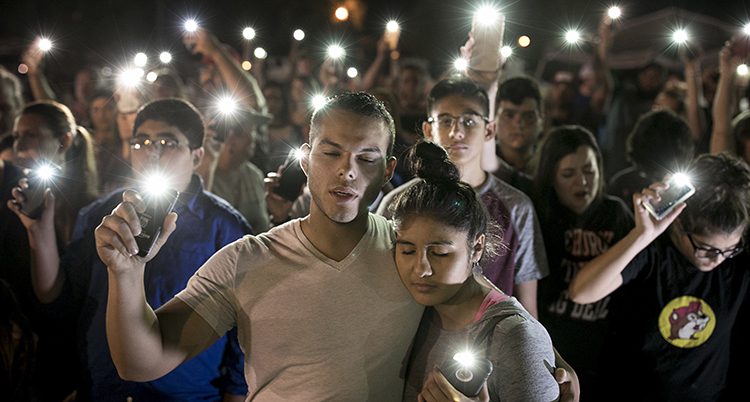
left=242, top=27, right=256, bottom=40
left=118, top=67, right=144, bottom=88
left=217, top=96, right=238, bottom=115
left=327, top=44, right=345, bottom=60
left=38, top=37, right=53, bottom=52
left=518, top=35, right=531, bottom=48
left=672, top=28, right=689, bottom=44
left=18, top=64, right=29, bottom=74
left=453, top=351, right=476, bottom=368
left=744, top=23, right=750, bottom=36
left=671, top=172, right=692, bottom=187
left=346, top=67, right=358, bottom=78
left=475, top=5, right=500, bottom=27
left=311, top=94, right=327, bottom=111
left=35, top=164, right=56, bottom=181
left=293, top=147, right=305, bottom=161
left=134, top=52, right=148, bottom=67
left=146, top=71, right=158, bottom=82
left=159, top=51, right=172, bottom=64
left=141, top=172, right=171, bottom=197
left=293, top=29, right=305, bottom=41
left=607, top=6, right=622, bottom=20
left=500, top=45, right=513, bottom=58
left=565, top=29, right=581, bottom=44
left=738, top=64, right=749, bottom=77
left=241, top=60, right=252, bottom=71
left=454, top=57, right=469, bottom=72
left=184, top=18, right=199, bottom=33
left=386, top=20, right=400, bottom=33
left=254, top=47, right=267, bottom=59
left=334, top=6, right=349, bottom=21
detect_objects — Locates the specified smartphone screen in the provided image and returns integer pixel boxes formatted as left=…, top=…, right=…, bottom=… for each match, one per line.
left=644, top=177, right=696, bottom=220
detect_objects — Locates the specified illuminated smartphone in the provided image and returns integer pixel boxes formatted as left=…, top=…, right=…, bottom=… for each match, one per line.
left=135, top=189, right=179, bottom=257
left=19, top=163, right=59, bottom=219
left=439, top=354, right=493, bottom=397
left=644, top=175, right=696, bottom=220
left=272, top=150, right=307, bottom=202
left=469, top=11, right=505, bottom=72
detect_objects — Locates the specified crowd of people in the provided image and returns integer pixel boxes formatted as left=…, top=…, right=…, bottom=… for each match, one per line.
left=1, top=6, right=749, bottom=402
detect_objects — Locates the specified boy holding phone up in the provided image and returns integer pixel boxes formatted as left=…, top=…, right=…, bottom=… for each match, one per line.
left=568, top=153, right=750, bottom=402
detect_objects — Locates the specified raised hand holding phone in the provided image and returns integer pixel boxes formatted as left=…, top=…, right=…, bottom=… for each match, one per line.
left=469, top=6, right=505, bottom=72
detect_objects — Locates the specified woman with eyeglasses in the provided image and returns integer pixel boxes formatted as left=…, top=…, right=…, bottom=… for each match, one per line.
left=531, top=125, right=634, bottom=401
left=569, top=152, right=750, bottom=402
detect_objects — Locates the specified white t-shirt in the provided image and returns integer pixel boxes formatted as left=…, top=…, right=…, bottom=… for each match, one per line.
left=176, top=213, right=424, bottom=401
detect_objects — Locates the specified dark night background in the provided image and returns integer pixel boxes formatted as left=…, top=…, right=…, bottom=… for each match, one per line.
left=0, top=0, right=748, bottom=88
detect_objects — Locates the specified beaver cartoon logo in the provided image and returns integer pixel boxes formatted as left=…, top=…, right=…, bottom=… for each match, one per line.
left=668, top=301, right=709, bottom=340
left=659, top=296, right=716, bottom=348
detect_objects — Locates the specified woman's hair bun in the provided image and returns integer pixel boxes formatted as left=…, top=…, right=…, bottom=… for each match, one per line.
left=407, top=141, right=460, bottom=184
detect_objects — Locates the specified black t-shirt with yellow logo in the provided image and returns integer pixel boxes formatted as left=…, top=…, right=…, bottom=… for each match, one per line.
left=604, top=236, right=749, bottom=402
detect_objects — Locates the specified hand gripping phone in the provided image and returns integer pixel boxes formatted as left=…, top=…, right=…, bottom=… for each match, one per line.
left=134, top=189, right=180, bottom=257
left=644, top=174, right=696, bottom=220
left=19, top=163, right=60, bottom=219
left=272, top=150, right=307, bottom=202
left=439, top=352, right=493, bottom=397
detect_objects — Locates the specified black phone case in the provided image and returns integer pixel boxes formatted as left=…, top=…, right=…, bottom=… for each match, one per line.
left=19, top=174, right=48, bottom=220
left=439, top=356, right=493, bottom=397
left=272, top=154, right=307, bottom=202
left=135, top=189, right=180, bottom=257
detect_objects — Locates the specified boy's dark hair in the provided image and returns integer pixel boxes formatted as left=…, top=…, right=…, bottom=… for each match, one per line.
left=533, top=125, right=605, bottom=222
left=426, top=76, right=490, bottom=117
left=389, top=141, right=502, bottom=262
left=133, top=98, right=204, bottom=149
left=496, top=76, right=542, bottom=113
left=627, top=109, right=695, bottom=178
left=310, top=91, right=396, bottom=156
left=680, top=153, right=750, bottom=236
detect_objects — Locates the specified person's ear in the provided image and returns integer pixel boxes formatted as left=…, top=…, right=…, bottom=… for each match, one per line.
left=192, top=147, right=204, bottom=167
left=471, top=233, right=485, bottom=263
left=422, top=120, right=434, bottom=141
left=383, top=156, right=397, bottom=185
left=59, top=131, right=73, bottom=153
left=299, top=143, right=311, bottom=177
left=484, top=120, right=496, bottom=142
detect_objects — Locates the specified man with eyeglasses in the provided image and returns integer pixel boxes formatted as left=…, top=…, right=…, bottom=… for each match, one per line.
left=14, top=98, right=251, bottom=401
left=378, top=77, right=549, bottom=319
left=569, top=153, right=750, bottom=402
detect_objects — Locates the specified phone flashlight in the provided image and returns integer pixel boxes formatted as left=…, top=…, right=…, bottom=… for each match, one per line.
left=384, top=20, right=401, bottom=50
left=327, top=44, right=345, bottom=60
left=743, top=23, right=750, bottom=36
left=565, top=29, right=581, bottom=44
left=672, top=28, right=689, bottom=45
left=217, top=95, right=238, bottom=116
left=607, top=6, right=622, bottom=20
left=20, top=162, right=60, bottom=219
left=293, top=29, right=305, bottom=41
left=135, top=173, right=179, bottom=257
left=38, top=37, right=53, bottom=52
left=242, top=27, right=256, bottom=40
left=184, top=18, right=199, bottom=33
left=644, top=173, right=696, bottom=220
left=439, top=350, right=493, bottom=397
left=469, top=5, right=505, bottom=72
left=453, top=57, right=469, bottom=72
left=311, top=94, right=327, bottom=111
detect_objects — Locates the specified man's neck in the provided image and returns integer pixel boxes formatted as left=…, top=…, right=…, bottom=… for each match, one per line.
left=498, top=146, right=531, bottom=171
left=301, top=208, right=370, bottom=262
left=458, top=161, right=487, bottom=188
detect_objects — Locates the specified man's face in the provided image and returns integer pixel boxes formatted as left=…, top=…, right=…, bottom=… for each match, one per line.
left=263, top=86, right=284, bottom=117
left=424, top=95, right=491, bottom=170
left=494, top=98, right=542, bottom=153
left=302, top=109, right=395, bottom=224
left=90, top=97, right=116, bottom=132
left=129, top=119, right=202, bottom=192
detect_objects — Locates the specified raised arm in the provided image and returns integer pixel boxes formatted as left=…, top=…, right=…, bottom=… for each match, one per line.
left=95, top=190, right=220, bottom=380
left=8, top=187, right=63, bottom=303
left=710, top=42, right=742, bottom=155
left=681, top=47, right=706, bottom=143
left=568, top=183, right=684, bottom=304
left=185, top=28, right=266, bottom=112
left=22, top=42, right=57, bottom=101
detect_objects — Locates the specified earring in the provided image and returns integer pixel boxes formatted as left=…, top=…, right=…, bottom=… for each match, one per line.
left=472, top=261, right=482, bottom=275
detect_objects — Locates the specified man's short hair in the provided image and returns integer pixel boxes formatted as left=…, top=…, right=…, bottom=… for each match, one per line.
left=496, top=76, right=542, bottom=113
left=310, top=91, right=396, bottom=157
left=133, top=98, right=204, bottom=149
left=680, top=153, right=750, bottom=236
left=426, top=76, right=490, bottom=118
left=627, top=109, right=694, bottom=177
